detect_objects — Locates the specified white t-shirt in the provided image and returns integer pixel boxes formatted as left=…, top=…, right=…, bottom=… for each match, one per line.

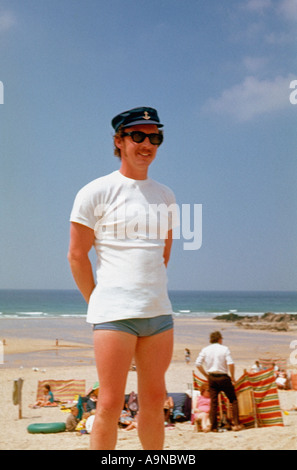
left=195, top=343, right=234, bottom=375
left=70, top=170, right=178, bottom=324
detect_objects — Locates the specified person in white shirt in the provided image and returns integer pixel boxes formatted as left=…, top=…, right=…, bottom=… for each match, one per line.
left=251, top=360, right=262, bottom=373
left=68, top=107, right=177, bottom=450
left=195, top=331, right=243, bottom=431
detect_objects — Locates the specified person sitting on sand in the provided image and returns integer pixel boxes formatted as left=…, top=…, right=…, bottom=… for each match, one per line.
left=85, top=410, right=96, bottom=434
left=124, top=411, right=139, bottom=431
left=119, top=408, right=134, bottom=428
left=275, top=370, right=289, bottom=390
left=76, top=411, right=93, bottom=433
left=251, top=360, right=262, bottom=373
left=66, top=406, right=79, bottom=432
left=164, top=393, right=174, bottom=424
left=86, top=391, right=98, bottom=412
left=193, top=384, right=211, bottom=432
left=30, top=384, right=54, bottom=408
left=127, top=391, right=138, bottom=418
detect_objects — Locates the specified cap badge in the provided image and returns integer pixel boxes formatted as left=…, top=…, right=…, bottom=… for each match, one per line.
left=143, top=111, right=151, bottom=120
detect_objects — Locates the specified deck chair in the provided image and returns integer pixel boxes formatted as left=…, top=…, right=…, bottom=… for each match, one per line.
left=237, top=388, right=258, bottom=427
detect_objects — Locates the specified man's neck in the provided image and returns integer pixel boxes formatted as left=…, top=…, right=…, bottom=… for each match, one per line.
left=119, top=165, right=148, bottom=181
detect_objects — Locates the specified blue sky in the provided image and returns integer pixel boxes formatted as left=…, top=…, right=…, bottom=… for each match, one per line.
left=0, top=0, right=296, bottom=291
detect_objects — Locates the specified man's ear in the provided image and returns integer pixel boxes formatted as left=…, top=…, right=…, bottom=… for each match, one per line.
left=114, top=134, right=123, bottom=151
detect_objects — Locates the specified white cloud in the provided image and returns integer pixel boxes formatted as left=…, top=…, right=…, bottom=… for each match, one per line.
left=278, top=0, right=297, bottom=22
left=242, top=0, right=297, bottom=22
left=204, top=75, right=294, bottom=121
left=244, top=0, right=272, bottom=12
left=0, top=10, right=16, bottom=33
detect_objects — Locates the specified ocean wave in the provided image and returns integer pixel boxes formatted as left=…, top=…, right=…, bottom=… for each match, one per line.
left=16, top=311, right=46, bottom=316
left=0, top=312, right=87, bottom=319
left=60, top=314, right=86, bottom=317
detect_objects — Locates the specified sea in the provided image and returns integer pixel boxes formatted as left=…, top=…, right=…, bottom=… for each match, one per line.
left=0, top=289, right=296, bottom=319
left=1, top=289, right=296, bottom=367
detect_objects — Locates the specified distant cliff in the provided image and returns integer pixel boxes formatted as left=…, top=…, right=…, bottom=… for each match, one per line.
left=214, top=312, right=297, bottom=332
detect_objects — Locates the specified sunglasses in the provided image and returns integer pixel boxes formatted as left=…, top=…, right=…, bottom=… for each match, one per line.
left=122, top=130, right=163, bottom=146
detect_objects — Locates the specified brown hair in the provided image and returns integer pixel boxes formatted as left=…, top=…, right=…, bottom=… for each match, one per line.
left=113, top=125, right=125, bottom=159
left=209, top=331, right=222, bottom=343
left=200, top=383, right=209, bottom=395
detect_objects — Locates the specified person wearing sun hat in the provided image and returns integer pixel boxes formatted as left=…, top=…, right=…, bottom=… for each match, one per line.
left=68, top=106, right=178, bottom=450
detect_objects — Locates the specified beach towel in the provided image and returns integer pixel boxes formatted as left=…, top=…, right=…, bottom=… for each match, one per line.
left=258, top=358, right=287, bottom=370
left=36, top=380, right=86, bottom=403
left=193, top=368, right=283, bottom=428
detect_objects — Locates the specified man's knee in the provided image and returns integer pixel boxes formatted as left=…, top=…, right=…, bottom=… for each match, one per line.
left=139, top=389, right=165, bottom=412
left=97, top=395, right=124, bottom=418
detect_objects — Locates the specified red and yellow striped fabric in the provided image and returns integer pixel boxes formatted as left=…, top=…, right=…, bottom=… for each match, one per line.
left=193, top=372, right=207, bottom=391
left=246, top=368, right=283, bottom=427
left=36, top=379, right=86, bottom=402
left=192, top=373, right=230, bottom=417
left=232, top=372, right=255, bottom=428
left=193, top=368, right=283, bottom=428
left=258, top=358, right=287, bottom=370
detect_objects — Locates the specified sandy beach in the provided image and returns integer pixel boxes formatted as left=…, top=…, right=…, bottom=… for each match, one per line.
left=1, top=317, right=296, bottom=450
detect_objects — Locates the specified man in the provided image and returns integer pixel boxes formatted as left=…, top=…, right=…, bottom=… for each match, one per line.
left=251, top=360, right=262, bottom=373
left=195, top=331, right=242, bottom=431
left=68, top=107, right=178, bottom=450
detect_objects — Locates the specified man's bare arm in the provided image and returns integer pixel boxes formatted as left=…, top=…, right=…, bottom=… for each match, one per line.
left=163, top=229, right=173, bottom=267
left=196, top=364, right=209, bottom=379
left=67, top=222, right=96, bottom=303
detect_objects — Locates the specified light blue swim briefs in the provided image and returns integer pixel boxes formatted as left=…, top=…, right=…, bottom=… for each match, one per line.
left=93, top=314, right=173, bottom=337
